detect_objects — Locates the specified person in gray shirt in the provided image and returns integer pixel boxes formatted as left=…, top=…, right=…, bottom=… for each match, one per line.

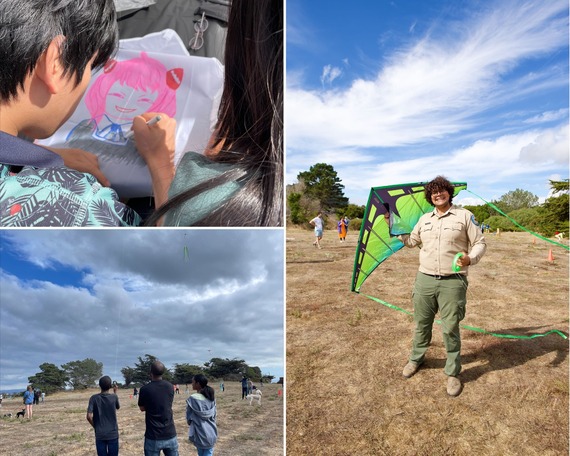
left=87, top=375, right=121, bottom=456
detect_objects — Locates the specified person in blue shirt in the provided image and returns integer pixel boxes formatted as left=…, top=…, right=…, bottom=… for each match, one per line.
left=23, top=385, right=34, bottom=419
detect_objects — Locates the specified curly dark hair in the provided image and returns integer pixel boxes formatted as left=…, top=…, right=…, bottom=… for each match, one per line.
left=424, top=176, right=455, bottom=206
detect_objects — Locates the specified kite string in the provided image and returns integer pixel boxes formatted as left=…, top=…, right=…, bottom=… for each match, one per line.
left=113, top=298, right=123, bottom=383
left=360, top=292, right=568, bottom=340
left=467, top=189, right=569, bottom=251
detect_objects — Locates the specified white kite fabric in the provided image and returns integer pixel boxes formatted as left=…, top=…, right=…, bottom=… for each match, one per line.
left=38, top=29, right=224, bottom=198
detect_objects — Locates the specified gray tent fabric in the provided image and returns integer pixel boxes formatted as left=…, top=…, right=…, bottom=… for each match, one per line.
left=117, top=0, right=230, bottom=62
left=114, top=0, right=157, bottom=13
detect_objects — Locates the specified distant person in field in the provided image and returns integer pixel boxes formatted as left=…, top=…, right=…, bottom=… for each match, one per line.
left=241, top=376, right=248, bottom=400
left=23, top=385, right=34, bottom=419
left=138, top=360, right=178, bottom=455
left=186, top=375, right=218, bottom=456
left=310, top=212, right=324, bottom=249
left=337, top=216, right=347, bottom=242
left=87, top=375, right=120, bottom=456
left=394, top=176, right=486, bottom=397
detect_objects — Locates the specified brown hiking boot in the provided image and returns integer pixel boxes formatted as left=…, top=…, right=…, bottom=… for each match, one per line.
left=402, top=362, right=420, bottom=378
left=446, top=376, right=462, bottom=397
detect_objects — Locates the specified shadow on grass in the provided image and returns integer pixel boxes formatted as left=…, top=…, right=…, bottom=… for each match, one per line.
left=461, top=326, right=569, bottom=383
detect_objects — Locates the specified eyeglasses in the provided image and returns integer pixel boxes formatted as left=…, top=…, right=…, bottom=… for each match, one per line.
left=189, top=12, right=209, bottom=51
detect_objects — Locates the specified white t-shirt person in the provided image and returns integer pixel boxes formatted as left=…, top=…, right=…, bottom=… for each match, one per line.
left=310, top=213, right=324, bottom=248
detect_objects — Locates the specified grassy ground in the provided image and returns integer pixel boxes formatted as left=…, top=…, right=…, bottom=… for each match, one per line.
left=286, top=228, right=569, bottom=456
left=0, top=382, right=283, bottom=455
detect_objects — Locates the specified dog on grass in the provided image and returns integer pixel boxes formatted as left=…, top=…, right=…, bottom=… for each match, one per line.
left=16, top=409, right=25, bottom=418
left=3, top=413, right=12, bottom=418
left=245, top=389, right=262, bottom=405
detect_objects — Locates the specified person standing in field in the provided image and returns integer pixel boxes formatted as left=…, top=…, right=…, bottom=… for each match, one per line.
left=87, top=375, right=121, bottom=456
left=186, top=375, right=217, bottom=456
left=310, top=212, right=324, bottom=249
left=23, top=385, right=34, bottom=419
left=138, top=360, right=178, bottom=455
left=337, top=216, right=347, bottom=242
left=241, top=376, right=248, bottom=400
left=396, top=176, right=486, bottom=397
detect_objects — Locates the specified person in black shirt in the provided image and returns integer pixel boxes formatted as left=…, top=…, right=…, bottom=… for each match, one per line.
left=138, top=360, right=178, bottom=455
left=87, top=376, right=120, bottom=456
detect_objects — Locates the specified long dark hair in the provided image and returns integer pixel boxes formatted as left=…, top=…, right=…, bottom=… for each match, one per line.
left=145, top=0, right=283, bottom=226
left=193, top=374, right=215, bottom=401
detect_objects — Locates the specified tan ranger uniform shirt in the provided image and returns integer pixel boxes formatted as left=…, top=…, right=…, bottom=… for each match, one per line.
left=398, top=205, right=486, bottom=276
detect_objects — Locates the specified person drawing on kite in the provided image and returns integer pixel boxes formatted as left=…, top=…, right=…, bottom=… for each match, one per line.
left=394, top=175, right=487, bottom=397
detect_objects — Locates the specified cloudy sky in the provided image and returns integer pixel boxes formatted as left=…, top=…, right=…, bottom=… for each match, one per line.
left=286, top=0, right=569, bottom=206
left=0, top=229, right=284, bottom=391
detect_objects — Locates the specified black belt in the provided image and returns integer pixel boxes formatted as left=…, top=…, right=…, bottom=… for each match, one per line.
left=422, top=272, right=457, bottom=280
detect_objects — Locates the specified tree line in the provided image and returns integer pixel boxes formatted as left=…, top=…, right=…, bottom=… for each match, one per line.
left=287, top=163, right=568, bottom=236
left=25, top=355, right=272, bottom=394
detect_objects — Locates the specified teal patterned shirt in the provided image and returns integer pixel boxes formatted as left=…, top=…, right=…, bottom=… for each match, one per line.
left=0, top=132, right=140, bottom=227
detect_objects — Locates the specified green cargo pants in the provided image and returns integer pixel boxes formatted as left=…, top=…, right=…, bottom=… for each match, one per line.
left=409, top=271, right=468, bottom=376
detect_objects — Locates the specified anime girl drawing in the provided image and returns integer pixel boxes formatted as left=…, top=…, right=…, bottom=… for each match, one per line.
left=65, top=52, right=183, bottom=197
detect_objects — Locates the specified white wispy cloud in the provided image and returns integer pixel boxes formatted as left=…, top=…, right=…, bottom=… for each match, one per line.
left=523, top=108, right=569, bottom=124
left=287, top=123, right=568, bottom=206
left=320, top=64, right=343, bottom=86
left=286, top=0, right=568, bottom=205
left=287, top=0, right=567, bottom=151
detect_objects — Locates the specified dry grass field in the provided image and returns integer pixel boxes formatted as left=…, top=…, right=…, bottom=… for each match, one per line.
left=0, top=382, right=283, bottom=455
left=286, top=228, right=569, bottom=456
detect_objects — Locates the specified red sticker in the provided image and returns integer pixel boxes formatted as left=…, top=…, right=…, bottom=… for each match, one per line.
left=166, top=68, right=184, bottom=90
left=10, top=204, right=21, bottom=215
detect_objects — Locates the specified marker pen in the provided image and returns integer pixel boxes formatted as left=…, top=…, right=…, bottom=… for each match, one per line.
left=124, top=115, right=162, bottom=139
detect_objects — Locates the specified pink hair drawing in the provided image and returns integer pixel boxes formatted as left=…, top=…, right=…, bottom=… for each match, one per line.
left=85, top=52, right=183, bottom=121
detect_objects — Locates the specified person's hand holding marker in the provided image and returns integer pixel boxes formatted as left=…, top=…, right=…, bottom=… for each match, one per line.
left=124, top=115, right=162, bottom=140
left=131, top=112, right=177, bottom=211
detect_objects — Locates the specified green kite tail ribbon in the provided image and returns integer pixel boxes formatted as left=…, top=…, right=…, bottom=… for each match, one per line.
left=466, top=189, right=570, bottom=251
left=362, top=293, right=568, bottom=340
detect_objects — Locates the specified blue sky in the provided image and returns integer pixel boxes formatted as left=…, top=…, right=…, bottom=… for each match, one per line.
left=286, top=0, right=569, bottom=206
left=0, top=230, right=284, bottom=391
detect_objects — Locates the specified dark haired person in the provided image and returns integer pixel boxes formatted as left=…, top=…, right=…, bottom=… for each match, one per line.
left=138, top=360, right=178, bottom=456
left=0, top=0, right=174, bottom=226
left=186, top=375, right=217, bottom=456
left=87, top=376, right=120, bottom=456
left=145, top=0, right=283, bottom=226
left=23, top=385, right=34, bottom=419
left=397, top=176, right=486, bottom=396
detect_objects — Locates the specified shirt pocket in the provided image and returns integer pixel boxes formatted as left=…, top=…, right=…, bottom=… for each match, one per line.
left=442, top=222, right=464, bottom=243
left=417, top=222, right=435, bottom=244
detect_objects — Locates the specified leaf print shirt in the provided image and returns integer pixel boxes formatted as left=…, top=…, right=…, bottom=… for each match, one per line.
left=0, top=131, right=141, bottom=227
